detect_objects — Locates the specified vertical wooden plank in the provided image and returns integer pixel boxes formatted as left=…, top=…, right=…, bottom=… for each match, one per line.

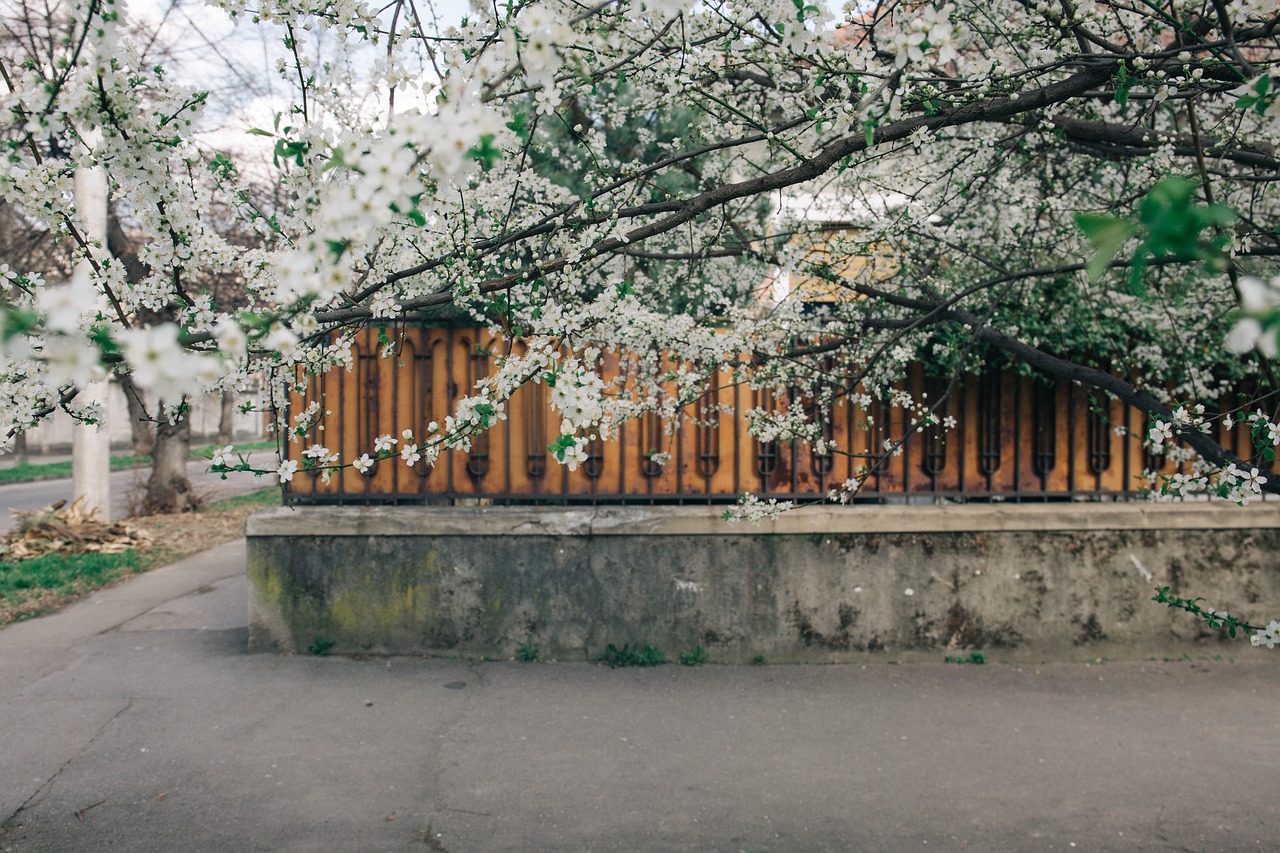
left=484, top=329, right=508, bottom=496
left=707, top=367, right=737, bottom=499
left=1041, top=379, right=1072, bottom=494
left=1094, top=393, right=1126, bottom=493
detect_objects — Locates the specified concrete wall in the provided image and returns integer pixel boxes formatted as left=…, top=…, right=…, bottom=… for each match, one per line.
left=246, top=504, right=1280, bottom=662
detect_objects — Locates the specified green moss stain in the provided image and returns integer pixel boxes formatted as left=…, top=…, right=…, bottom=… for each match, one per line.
left=248, top=559, right=284, bottom=605
left=484, top=568, right=514, bottom=637
left=327, top=576, right=441, bottom=649
left=253, top=545, right=447, bottom=651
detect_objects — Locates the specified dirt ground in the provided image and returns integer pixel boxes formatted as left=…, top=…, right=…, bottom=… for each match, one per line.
left=129, top=501, right=265, bottom=556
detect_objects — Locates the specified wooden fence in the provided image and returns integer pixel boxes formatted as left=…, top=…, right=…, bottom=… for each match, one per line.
left=281, top=327, right=1257, bottom=504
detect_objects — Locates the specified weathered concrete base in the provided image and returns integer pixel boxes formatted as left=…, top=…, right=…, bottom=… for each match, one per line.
left=246, top=504, right=1280, bottom=661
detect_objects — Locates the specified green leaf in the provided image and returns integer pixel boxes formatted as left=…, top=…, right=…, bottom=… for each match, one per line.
left=1075, top=213, right=1134, bottom=283
left=1114, top=64, right=1131, bottom=107
left=467, top=133, right=502, bottom=170
left=505, top=111, right=530, bottom=141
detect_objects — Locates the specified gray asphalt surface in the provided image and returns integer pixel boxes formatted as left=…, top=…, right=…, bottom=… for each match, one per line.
left=0, top=462, right=273, bottom=531
left=2, top=541, right=1279, bottom=852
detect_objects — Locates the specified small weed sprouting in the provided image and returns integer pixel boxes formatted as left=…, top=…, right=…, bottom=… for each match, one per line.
left=678, top=645, right=708, bottom=666
left=307, top=638, right=335, bottom=656
left=598, top=643, right=666, bottom=668
left=517, top=637, right=540, bottom=662
left=752, top=654, right=767, bottom=666
left=944, top=651, right=986, bottom=665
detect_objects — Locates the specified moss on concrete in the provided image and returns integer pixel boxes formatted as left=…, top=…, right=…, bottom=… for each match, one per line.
left=246, top=507, right=1280, bottom=661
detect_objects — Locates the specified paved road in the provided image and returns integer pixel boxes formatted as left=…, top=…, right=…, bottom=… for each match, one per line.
left=0, top=462, right=274, bottom=531
left=2, top=541, right=1279, bottom=852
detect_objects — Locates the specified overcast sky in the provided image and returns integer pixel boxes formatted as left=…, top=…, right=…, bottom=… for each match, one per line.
left=122, top=0, right=475, bottom=156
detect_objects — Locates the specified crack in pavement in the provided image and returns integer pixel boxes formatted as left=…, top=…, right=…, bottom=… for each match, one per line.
left=3, top=698, right=134, bottom=829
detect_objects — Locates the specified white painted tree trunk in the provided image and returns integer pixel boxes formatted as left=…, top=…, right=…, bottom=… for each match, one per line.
left=71, top=159, right=111, bottom=520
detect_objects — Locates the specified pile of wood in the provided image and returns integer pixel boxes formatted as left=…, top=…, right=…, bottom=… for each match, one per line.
left=2, top=497, right=151, bottom=561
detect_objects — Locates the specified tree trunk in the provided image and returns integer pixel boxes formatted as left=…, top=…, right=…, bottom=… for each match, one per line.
left=12, top=432, right=27, bottom=466
left=216, top=389, right=235, bottom=447
left=117, top=373, right=156, bottom=457
left=143, top=403, right=198, bottom=514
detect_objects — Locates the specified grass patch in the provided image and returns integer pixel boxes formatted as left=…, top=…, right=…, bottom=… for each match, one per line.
left=194, top=439, right=276, bottom=459
left=598, top=643, right=666, bottom=668
left=0, top=440, right=277, bottom=485
left=0, top=485, right=279, bottom=626
left=944, top=652, right=987, bottom=665
left=204, top=487, right=280, bottom=513
left=678, top=644, right=708, bottom=666
left=0, top=549, right=172, bottom=621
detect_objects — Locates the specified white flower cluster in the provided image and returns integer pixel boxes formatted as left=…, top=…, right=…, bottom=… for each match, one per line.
left=827, top=477, right=862, bottom=504
left=301, top=443, right=341, bottom=482
left=890, top=4, right=968, bottom=69
left=117, top=325, right=225, bottom=404
left=1252, top=620, right=1280, bottom=649
left=1148, top=404, right=1275, bottom=505
left=722, top=493, right=796, bottom=524
left=449, top=396, right=506, bottom=435
left=1146, top=404, right=1212, bottom=452
left=549, top=364, right=607, bottom=437
left=1219, top=463, right=1269, bottom=505
left=425, top=74, right=507, bottom=184
left=1247, top=410, right=1280, bottom=447
left=748, top=397, right=826, bottom=445
left=511, top=4, right=574, bottom=114
left=1226, top=276, right=1280, bottom=358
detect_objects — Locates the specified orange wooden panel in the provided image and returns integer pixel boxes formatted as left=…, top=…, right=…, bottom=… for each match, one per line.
left=1091, top=394, right=1128, bottom=493
left=282, top=326, right=1263, bottom=503
left=706, top=369, right=742, bottom=497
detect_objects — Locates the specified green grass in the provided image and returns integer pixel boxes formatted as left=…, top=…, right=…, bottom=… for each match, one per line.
left=204, top=487, right=280, bottom=512
left=0, top=485, right=279, bottom=625
left=598, top=643, right=666, bottom=668
left=944, top=652, right=988, bottom=665
left=0, top=440, right=277, bottom=485
left=193, top=439, right=276, bottom=458
left=517, top=637, right=540, bottom=662
left=0, top=549, right=168, bottom=609
left=678, top=644, right=708, bottom=666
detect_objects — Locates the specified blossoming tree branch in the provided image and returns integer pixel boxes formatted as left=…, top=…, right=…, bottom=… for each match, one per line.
left=2, top=0, right=1278, bottom=529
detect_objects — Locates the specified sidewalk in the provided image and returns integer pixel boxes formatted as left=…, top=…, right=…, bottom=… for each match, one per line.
left=2, top=542, right=1280, bottom=852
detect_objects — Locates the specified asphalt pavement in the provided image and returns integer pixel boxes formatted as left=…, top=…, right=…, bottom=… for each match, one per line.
left=2, top=541, right=1279, bottom=852
left=0, top=462, right=273, bottom=532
